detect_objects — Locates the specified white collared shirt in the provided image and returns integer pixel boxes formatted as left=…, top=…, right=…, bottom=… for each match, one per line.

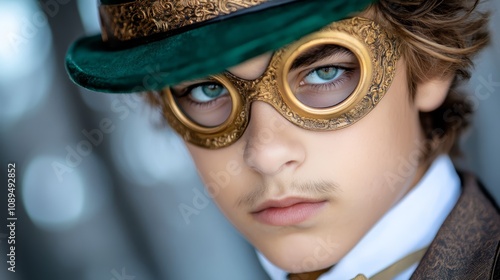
left=257, top=155, right=461, bottom=280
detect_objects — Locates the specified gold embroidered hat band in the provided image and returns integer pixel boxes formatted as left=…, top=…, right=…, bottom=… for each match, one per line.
left=65, top=0, right=377, bottom=93
left=100, top=0, right=271, bottom=48
left=162, top=17, right=401, bottom=149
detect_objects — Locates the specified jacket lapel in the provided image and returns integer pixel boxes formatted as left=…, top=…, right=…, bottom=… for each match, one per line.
left=411, top=172, right=500, bottom=279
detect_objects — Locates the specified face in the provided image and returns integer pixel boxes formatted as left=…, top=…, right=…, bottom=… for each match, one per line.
left=169, top=18, right=428, bottom=273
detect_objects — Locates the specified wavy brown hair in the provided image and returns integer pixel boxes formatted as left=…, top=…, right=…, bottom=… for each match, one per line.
left=371, top=0, right=490, bottom=161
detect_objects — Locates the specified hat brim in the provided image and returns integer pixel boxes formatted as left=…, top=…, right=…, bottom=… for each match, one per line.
left=66, top=0, right=375, bottom=93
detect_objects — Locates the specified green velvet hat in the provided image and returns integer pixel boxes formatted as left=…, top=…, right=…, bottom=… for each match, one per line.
left=66, top=0, right=376, bottom=93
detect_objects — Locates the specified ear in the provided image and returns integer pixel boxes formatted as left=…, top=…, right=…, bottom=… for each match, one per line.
left=415, top=75, right=454, bottom=112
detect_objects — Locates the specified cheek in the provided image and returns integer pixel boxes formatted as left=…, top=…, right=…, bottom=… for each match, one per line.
left=186, top=144, right=248, bottom=218
left=305, top=61, right=422, bottom=213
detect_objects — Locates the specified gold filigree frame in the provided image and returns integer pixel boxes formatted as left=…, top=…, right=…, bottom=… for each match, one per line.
left=163, top=75, right=245, bottom=136
left=279, top=32, right=372, bottom=120
left=161, top=17, right=401, bottom=149
left=99, top=0, right=268, bottom=42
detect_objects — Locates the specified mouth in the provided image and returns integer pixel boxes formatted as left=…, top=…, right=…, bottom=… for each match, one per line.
left=251, top=197, right=327, bottom=226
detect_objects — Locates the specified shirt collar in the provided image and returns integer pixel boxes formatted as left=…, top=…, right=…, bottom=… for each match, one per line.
left=257, top=155, right=461, bottom=280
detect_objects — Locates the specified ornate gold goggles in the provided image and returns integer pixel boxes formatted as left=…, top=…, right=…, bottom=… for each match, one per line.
left=161, top=17, right=401, bottom=149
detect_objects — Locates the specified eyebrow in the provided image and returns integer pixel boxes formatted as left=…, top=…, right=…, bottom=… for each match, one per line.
left=171, top=79, right=213, bottom=96
left=290, top=45, right=353, bottom=70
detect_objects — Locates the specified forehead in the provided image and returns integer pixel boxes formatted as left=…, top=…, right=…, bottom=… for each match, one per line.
left=228, top=53, right=273, bottom=80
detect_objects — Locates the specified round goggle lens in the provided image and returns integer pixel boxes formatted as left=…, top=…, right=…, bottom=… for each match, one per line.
left=171, top=81, right=233, bottom=128
left=286, top=44, right=361, bottom=109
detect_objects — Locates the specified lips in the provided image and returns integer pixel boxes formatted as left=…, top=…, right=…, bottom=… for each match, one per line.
left=251, top=198, right=327, bottom=226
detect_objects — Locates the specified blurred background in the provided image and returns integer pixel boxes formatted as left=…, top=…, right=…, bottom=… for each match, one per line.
left=0, top=1, right=499, bottom=280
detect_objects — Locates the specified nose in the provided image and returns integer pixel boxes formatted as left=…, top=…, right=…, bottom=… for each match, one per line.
left=242, top=102, right=306, bottom=176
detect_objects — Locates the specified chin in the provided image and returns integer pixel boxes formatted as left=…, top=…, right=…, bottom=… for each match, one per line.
left=254, top=233, right=347, bottom=273
left=266, top=250, right=341, bottom=273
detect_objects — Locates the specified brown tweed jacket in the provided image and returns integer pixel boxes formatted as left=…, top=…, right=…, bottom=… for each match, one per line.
left=411, top=173, right=500, bottom=280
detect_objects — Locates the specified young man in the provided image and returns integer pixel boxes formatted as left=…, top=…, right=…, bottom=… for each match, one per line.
left=66, top=0, right=499, bottom=279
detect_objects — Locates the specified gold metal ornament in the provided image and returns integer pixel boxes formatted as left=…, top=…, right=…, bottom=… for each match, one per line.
left=99, top=0, right=268, bottom=42
left=161, top=17, right=401, bottom=149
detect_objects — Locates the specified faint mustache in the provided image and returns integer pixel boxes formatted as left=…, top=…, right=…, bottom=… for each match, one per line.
left=236, top=180, right=340, bottom=209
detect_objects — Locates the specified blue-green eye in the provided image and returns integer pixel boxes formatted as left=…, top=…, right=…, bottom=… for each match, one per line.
left=304, top=67, right=344, bottom=85
left=190, top=83, right=228, bottom=102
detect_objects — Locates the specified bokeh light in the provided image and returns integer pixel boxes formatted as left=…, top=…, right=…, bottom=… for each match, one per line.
left=23, top=155, right=85, bottom=230
left=0, top=1, right=54, bottom=127
left=77, top=0, right=100, bottom=34
left=22, top=154, right=111, bottom=231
